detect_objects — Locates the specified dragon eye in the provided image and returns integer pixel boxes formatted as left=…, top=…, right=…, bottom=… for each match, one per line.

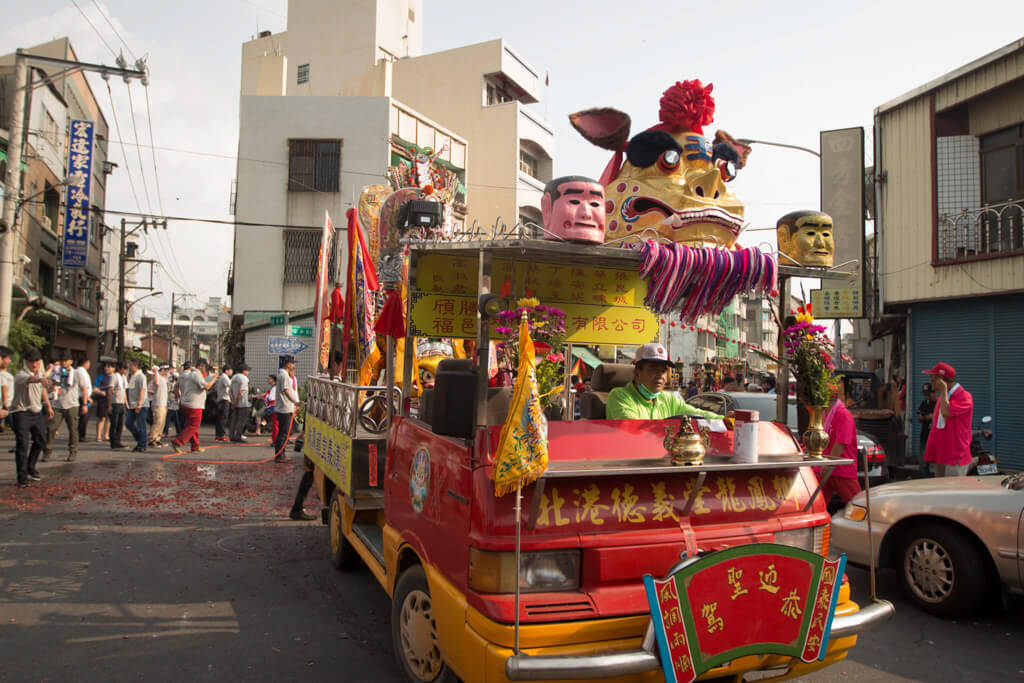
left=657, top=149, right=681, bottom=173
left=695, top=186, right=705, bottom=197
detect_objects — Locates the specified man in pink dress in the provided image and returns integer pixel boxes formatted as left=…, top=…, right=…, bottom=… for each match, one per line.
left=820, top=379, right=862, bottom=504
left=922, top=362, right=973, bottom=477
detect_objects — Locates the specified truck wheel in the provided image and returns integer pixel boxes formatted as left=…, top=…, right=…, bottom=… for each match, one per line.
left=328, top=490, right=358, bottom=571
left=392, top=566, right=456, bottom=683
left=899, top=522, right=986, bottom=617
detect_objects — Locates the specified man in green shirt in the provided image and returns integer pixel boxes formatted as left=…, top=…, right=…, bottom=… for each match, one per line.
left=606, top=343, right=723, bottom=420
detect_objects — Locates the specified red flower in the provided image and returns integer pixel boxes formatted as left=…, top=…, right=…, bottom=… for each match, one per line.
left=659, top=80, right=715, bottom=134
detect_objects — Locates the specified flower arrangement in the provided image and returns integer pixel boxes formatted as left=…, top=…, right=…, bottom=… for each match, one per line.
left=782, top=306, right=837, bottom=406
left=495, top=298, right=567, bottom=409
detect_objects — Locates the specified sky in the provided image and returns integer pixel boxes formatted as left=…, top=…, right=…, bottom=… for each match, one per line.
left=3, top=0, right=1023, bottom=322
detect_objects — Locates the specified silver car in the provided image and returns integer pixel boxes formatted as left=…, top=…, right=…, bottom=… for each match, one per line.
left=832, top=473, right=1024, bottom=617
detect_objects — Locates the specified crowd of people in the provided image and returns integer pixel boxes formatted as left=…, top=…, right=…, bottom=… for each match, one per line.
left=2, top=346, right=304, bottom=489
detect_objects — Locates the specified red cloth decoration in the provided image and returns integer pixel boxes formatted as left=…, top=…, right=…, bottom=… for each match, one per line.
left=328, top=286, right=344, bottom=324
left=658, top=80, right=715, bottom=134
left=373, top=289, right=406, bottom=339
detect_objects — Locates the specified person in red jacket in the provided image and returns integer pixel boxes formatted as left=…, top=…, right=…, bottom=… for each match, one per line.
left=922, top=362, right=973, bottom=477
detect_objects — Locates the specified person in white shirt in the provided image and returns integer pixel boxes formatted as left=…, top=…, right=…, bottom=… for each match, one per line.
left=148, top=365, right=170, bottom=447
left=214, top=365, right=234, bottom=442
left=107, top=362, right=129, bottom=449
left=75, top=359, right=93, bottom=442
left=228, top=363, right=251, bottom=442
left=125, top=358, right=151, bottom=452
left=172, top=361, right=217, bottom=453
left=273, top=356, right=301, bottom=462
left=44, top=352, right=86, bottom=462
left=0, top=346, right=14, bottom=431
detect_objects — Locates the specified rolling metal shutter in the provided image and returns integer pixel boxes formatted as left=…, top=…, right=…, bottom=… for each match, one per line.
left=911, top=294, right=1024, bottom=471
left=993, top=296, right=1024, bottom=471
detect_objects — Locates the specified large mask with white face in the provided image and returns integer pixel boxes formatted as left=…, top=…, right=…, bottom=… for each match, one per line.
left=570, top=80, right=751, bottom=248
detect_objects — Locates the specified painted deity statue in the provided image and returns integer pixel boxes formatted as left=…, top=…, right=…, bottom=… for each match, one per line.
left=569, top=80, right=751, bottom=248
left=776, top=210, right=835, bottom=267
left=540, top=175, right=606, bottom=244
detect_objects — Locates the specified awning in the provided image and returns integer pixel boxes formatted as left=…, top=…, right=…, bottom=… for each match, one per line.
left=869, top=316, right=905, bottom=342
left=571, top=346, right=603, bottom=369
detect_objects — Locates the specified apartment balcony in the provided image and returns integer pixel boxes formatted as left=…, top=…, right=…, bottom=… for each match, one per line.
left=937, top=197, right=1024, bottom=263
left=482, top=41, right=543, bottom=105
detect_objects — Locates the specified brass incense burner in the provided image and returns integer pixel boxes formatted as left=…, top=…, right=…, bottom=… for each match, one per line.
left=664, top=420, right=710, bottom=466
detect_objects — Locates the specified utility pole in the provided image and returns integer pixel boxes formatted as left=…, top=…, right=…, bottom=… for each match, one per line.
left=0, top=51, right=28, bottom=346
left=170, top=292, right=176, bottom=367
left=0, top=49, right=146, bottom=346
left=117, top=217, right=160, bottom=361
left=118, top=218, right=126, bottom=361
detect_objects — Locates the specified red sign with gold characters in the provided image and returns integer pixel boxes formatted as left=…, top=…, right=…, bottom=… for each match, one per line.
left=644, top=544, right=846, bottom=683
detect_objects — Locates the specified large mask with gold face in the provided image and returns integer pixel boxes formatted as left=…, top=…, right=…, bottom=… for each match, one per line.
left=776, top=210, right=835, bottom=267
left=570, top=80, right=751, bottom=248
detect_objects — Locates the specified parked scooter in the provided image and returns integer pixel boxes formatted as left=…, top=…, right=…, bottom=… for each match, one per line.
left=970, top=415, right=998, bottom=475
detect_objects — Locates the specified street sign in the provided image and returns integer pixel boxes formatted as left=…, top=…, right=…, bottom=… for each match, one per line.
left=289, top=325, right=313, bottom=338
left=269, top=314, right=286, bottom=326
left=62, top=119, right=94, bottom=269
left=811, top=287, right=862, bottom=318
left=268, top=336, right=309, bottom=355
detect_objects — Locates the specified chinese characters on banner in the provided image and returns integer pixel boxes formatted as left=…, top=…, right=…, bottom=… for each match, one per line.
left=303, top=414, right=353, bottom=494
left=62, top=120, right=94, bottom=269
left=411, top=253, right=659, bottom=346
left=644, top=544, right=847, bottom=683
left=409, top=293, right=659, bottom=347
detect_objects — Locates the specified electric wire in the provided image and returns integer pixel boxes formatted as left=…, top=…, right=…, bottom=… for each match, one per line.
left=125, top=83, right=154, bottom=214
left=91, top=0, right=138, bottom=61
left=142, top=85, right=166, bottom=216
left=105, top=80, right=143, bottom=214
left=70, top=0, right=118, bottom=58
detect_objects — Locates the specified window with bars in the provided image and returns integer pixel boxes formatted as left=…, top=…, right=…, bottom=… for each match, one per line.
left=283, top=229, right=339, bottom=284
left=297, top=63, right=310, bottom=84
left=288, top=139, right=341, bottom=192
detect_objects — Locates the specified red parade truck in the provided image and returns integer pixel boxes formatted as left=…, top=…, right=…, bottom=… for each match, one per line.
left=303, top=240, right=892, bottom=683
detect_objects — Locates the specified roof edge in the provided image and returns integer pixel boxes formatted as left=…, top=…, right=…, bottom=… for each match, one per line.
left=874, top=36, right=1024, bottom=116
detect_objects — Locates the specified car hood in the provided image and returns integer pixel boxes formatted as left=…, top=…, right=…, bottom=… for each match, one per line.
left=851, top=475, right=1015, bottom=502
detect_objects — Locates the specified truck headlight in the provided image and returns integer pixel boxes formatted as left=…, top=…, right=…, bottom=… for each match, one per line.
left=468, top=548, right=581, bottom=593
left=774, top=525, right=829, bottom=556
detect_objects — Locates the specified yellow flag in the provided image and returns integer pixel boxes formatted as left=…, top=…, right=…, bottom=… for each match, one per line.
left=493, top=318, right=549, bottom=497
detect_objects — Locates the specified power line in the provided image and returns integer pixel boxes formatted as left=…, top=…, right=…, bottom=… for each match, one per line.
left=142, top=85, right=166, bottom=216
left=70, top=0, right=118, bottom=58
left=125, top=83, right=153, bottom=213
left=105, top=80, right=143, bottom=213
left=91, top=0, right=138, bottom=61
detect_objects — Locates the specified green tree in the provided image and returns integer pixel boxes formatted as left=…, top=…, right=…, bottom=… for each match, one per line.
left=8, top=319, right=48, bottom=369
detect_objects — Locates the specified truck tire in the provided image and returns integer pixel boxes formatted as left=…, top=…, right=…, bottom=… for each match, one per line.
left=899, top=522, right=986, bottom=617
left=391, top=565, right=457, bottom=683
left=328, top=490, right=359, bottom=571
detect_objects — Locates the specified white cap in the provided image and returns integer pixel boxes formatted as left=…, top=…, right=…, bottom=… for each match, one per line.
left=634, top=342, right=671, bottom=364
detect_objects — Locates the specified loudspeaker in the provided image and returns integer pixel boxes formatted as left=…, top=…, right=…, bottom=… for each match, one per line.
left=431, top=359, right=476, bottom=439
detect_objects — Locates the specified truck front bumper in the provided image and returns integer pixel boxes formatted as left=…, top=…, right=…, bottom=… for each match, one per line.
left=504, top=599, right=894, bottom=681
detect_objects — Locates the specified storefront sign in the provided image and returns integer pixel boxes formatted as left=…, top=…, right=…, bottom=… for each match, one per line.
left=62, top=119, right=94, bottom=269
left=304, top=414, right=353, bottom=494
left=645, top=544, right=846, bottom=683
left=408, top=292, right=658, bottom=346
left=811, top=287, right=862, bottom=318
left=415, top=254, right=648, bottom=307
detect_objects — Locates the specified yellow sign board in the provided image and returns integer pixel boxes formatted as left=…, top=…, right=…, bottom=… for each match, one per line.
left=304, top=414, right=353, bottom=494
left=409, top=293, right=659, bottom=346
left=811, top=287, right=863, bottom=319
left=415, top=254, right=648, bottom=307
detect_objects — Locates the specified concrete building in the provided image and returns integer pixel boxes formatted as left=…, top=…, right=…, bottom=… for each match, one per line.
left=874, top=37, right=1024, bottom=470
left=0, top=38, right=111, bottom=363
left=230, top=0, right=554, bottom=335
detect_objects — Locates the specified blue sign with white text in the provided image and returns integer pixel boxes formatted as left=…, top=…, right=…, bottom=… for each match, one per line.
left=268, top=336, right=309, bottom=355
left=62, top=119, right=94, bottom=269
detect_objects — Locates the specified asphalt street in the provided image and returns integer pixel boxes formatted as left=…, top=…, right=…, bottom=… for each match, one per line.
left=1, top=425, right=1021, bottom=682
